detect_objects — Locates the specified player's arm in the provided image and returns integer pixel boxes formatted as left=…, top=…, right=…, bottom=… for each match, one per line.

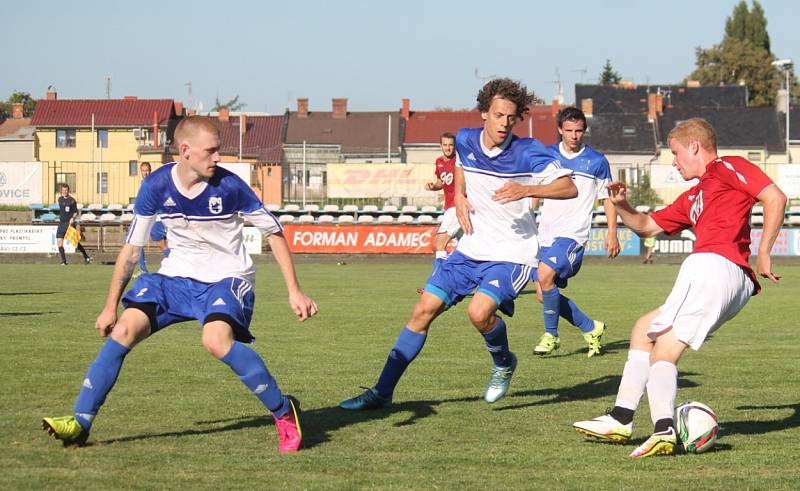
left=755, top=184, right=787, bottom=283
left=425, top=178, right=444, bottom=191
left=453, top=165, right=474, bottom=234
left=96, top=243, right=142, bottom=337
left=492, top=175, right=577, bottom=203
left=267, top=232, right=318, bottom=321
left=606, top=181, right=662, bottom=237
left=602, top=198, right=621, bottom=258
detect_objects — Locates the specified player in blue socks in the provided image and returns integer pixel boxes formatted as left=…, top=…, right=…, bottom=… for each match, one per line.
left=43, top=117, right=317, bottom=453
left=530, top=107, right=617, bottom=357
left=341, top=78, right=576, bottom=410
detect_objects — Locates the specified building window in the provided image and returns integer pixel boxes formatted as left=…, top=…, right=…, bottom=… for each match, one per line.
left=747, top=151, right=761, bottom=161
left=97, top=172, right=108, bottom=194
left=97, top=129, right=108, bottom=148
left=267, top=167, right=272, bottom=177
left=55, top=172, right=76, bottom=194
left=129, top=160, right=139, bottom=176
left=56, top=129, right=77, bottom=148
left=622, top=126, right=637, bottom=137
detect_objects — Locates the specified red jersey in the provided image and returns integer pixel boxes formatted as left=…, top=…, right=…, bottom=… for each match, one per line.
left=435, top=155, right=457, bottom=209
left=651, top=156, right=775, bottom=293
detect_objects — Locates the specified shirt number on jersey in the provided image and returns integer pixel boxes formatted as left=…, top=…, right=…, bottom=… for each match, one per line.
left=438, top=171, right=454, bottom=186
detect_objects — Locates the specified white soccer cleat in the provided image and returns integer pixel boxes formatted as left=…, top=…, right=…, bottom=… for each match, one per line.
left=573, top=414, right=632, bottom=442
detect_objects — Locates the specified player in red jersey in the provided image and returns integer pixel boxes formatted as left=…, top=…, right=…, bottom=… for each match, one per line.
left=423, top=132, right=460, bottom=277
left=573, top=118, right=787, bottom=458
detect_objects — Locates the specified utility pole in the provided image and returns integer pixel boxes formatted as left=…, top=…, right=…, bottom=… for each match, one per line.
left=105, top=76, right=111, bottom=99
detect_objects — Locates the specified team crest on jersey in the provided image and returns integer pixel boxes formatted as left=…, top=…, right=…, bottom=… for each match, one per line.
left=690, top=190, right=704, bottom=224
left=208, top=196, right=223, bottom=214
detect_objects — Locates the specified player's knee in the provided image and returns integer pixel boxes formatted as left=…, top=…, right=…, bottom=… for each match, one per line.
left=408, top=300, right=437, bottom=331
left=201, top=326, right=233, bottom=359
left=110, top=318, right=148, bottom=348
left=466, top=305, right=493, bottom=331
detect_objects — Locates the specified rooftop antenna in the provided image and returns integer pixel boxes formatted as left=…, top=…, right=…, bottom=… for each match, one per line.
left=185, top=82, right=193, bottom=109
left=572, top=68, right=588, bottom=84
left=549, top=67, right=565, bottom=105
left=105, top=76, right=111, bottom=99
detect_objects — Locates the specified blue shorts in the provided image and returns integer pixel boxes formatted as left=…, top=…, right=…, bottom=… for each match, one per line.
left=531, top=238, right=585, bottom=288
left=122, top=274, right=256, bottom=342
left=150, top=221, right=167, bottom=242
left=424, top=250, right=532, bottom=317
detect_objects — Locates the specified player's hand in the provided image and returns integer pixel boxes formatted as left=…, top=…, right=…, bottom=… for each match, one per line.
left=756, top=252, right=781, bottom=284
left=425, top=182, right=435, bottom=191
left=606, top=235, right=621, bottom=258
left=95, top=307, right=118, bottom=337
left=289, top=289, right=318, bottom=321
left=605, top=181, right=628, bottom=205
left=454, top=194, right=474, bottom=234
left=492, top=182, right=529, bottom=204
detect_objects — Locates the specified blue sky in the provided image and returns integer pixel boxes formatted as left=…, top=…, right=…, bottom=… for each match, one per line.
left=3, top=0, right=798, bottom=113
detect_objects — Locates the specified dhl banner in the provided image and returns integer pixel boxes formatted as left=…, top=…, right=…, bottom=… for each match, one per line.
left=327, top=163, right=434, bottom=198
left=285, top=224, right=438, bottom=254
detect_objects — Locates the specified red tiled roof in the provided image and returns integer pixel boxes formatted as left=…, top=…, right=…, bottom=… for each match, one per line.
left=31, top=99, right=175, bottom=127
left=404, top=106, right=559, bottom=146
left=208, top=115, right=286, bottom=162
left=0, top=117, right=33, bottom=138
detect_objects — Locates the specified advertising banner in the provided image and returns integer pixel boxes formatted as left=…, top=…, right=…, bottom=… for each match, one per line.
left=285, top=224, right=437, bottom=254
left=0, top=162, right=42, bottom=205
left=778, top=165, right=800, bottom=199
left=327, top=163, right=434, bottom=198
left=0, top=225, right=69, bottom=253
left=583, top=228, right=641, bottom=256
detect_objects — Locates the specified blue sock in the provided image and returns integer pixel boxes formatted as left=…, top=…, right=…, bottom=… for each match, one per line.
left=541, top=287, right=561, bottom=336
left=482, top=317, right=512, bottom=367
left=74, top=338, right=130, bottom=430
left=138, top=251, right=148, bottom=273
left=559, top=294, right=594, bottom=332
left=221, top=342, right=289, bottom=418
left=375, top=327, right=427, bottom=398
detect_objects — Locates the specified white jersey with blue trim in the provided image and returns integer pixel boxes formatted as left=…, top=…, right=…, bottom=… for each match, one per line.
left=126, top=163, right=282, bottom=284
left=455, top=128, right=571, bottom=265
left=538, top=142, right=612, bottom=246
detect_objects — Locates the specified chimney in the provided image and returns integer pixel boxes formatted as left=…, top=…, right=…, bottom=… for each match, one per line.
left=219, top=107, right=230, bottom=122
left=686, top=80, right=701, bottom=88
left=11, top=103, right=24, bottom=119
left=581, top=98, right=593, bottom=118
left=551, top=97, right=560, bottom=117
left=174, top=101, right=184, bottom=116
left=402, top=98, right=410, bottom=121
left=188, top=109, right=197, bottom=116
left=239, top=113, right=247, bottom=136
left=297, top=98, right=309, bottom=118
left=647, top=93, right=657, bottom=122
left=332, top=98, right=347, bottom=119
left=153, top=111, right=159, bottom=147
left=124, top=96, right=138, bottom=100
left=655, top=93, right=664, bottom=114
left=46, top=90, right=57, bottom=101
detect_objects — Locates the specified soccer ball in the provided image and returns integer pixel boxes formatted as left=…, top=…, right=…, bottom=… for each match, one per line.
left=675, top=401, right=719, bottom=454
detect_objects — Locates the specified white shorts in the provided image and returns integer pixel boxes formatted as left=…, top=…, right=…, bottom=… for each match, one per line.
left=649, top=253, right=754, bottom=351
left=436, top=207, right=461, bottom=237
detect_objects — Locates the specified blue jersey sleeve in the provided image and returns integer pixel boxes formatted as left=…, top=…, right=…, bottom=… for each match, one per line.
left=133, top=175, right=160, bottom=216
left=525, top=139, right=563, bottom=173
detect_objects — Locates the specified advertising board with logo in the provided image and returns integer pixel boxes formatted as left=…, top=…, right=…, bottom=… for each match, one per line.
left=0, top=162, right=43, bottom=205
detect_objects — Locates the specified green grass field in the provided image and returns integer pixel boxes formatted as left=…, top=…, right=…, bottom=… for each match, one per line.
left=1, top=260, right=799, bottom=489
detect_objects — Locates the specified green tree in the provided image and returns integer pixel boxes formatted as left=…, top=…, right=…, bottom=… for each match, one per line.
left=0, top=91, right=37, bottom=118
left=689, top=0, right=791, bottom=106
left=212, top=95, right=246, bottom=112
left=628, top=173, right=662, bottom=210
left=599, top=59, right=621, bottom=86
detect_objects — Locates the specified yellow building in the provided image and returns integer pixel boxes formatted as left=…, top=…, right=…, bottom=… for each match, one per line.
left=31, top=92, right=178, bottom=205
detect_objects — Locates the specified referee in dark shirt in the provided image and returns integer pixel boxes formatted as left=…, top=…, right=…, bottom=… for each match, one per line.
left=57, top=184, right=91, bottom=265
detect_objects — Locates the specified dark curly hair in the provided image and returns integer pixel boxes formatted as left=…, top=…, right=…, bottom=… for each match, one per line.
left=476, top=78, right=535, bottom=118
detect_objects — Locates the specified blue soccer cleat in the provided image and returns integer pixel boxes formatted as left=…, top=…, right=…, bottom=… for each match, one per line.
left=484, top=352, right=517, bottom=403
left=339, top=387, right=392, bottom=411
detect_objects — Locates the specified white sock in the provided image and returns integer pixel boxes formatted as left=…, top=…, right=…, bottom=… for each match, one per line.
left=646, top=360, right=678, bottom=426
left=614, top=349, right=650, bottom=411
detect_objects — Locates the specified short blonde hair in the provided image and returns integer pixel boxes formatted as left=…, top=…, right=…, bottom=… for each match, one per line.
left=174, top=116, right=220, bottom=146
left=667, top=118, right=717, bottom=152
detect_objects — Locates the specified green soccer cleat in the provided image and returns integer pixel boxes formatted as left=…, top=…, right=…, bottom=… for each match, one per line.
left=533, top=332, right=560, bottom=356
left=629, top=427, right=677, bottom=458
left=339, top=387, right=392, bottom=411
left=484, top=352, right=517, bottom=403
left=42, top=416, right=89, bottom=446
left=582, top=320, right=606, bottom=358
